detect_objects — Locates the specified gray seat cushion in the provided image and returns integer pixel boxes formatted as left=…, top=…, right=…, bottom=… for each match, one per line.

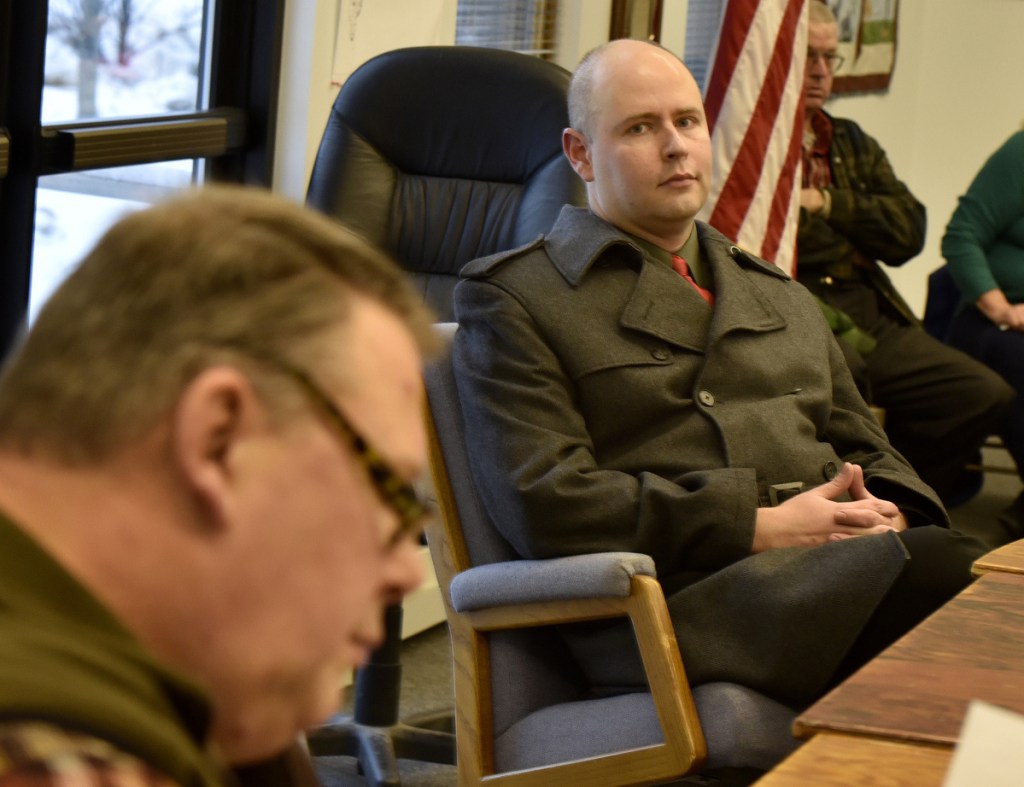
left=493, top=682, right=799, bottom=774
left=494, top=692, right=664, bottom=772
left=693, top=682, right=800, bottom=771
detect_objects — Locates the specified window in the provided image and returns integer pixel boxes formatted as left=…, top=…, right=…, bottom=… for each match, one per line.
left=682, top=0, right=725, bottom=91
left=455, top=0, right=559, bottom=60
left=0, top=0, right=284, bottom=358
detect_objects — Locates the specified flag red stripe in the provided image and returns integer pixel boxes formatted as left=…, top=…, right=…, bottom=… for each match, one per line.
left=760, top=103, right=805, bottom=261
left=707, top=0, right=804, bottom=241
left=703, top=0, right=760, bottom=132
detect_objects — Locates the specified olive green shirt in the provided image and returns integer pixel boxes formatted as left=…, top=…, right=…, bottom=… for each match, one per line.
left=629, top=225, right=709, bottom=291
left=0, top=510, right=225, bottom=787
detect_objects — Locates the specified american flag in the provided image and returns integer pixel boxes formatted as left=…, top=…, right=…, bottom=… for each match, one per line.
left=696, top=0, right=808, bottom=276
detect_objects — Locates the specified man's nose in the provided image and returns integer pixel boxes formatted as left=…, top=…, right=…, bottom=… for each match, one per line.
left=664, top=125, right=687, bottom=157
left=382, top=534, right=426, bottom=600
left=807, top=55, right=828, bottom=75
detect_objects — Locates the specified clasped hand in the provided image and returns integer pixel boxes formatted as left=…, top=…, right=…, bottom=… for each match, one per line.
left=799, top=187, right=826, bottom=214
left=995, top=302, right=1024, bottom=332
left=753, top=462, right=907, bottom=552
left=976, top=290, right=1024, bottom=331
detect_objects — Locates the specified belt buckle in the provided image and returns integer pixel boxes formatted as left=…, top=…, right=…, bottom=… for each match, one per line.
left=768, top=482, right=805, bottom=506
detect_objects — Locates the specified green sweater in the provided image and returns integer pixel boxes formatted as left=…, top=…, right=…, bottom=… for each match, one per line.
left=942, top=130, right=1024, bottom=308
left=0, top=511, right=225, bottom=787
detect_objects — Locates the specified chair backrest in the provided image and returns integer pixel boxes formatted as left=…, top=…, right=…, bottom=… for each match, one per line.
left=306, top=46, right=586, bottom=320
left=424, top=323, right=522, bottom=568
left=421, top=319, right=585, bottom=675
left=423, top=323, right=595, bottom=742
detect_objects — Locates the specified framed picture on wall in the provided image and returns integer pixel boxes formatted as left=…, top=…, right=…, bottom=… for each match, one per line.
left=828, top=0, right=900, bottom=94
left=609, top=0, right=663, bottom=42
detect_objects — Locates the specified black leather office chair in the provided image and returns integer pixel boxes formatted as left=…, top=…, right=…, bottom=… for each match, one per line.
left=304, top=45, right=585, bottom=786
left=306, top=45, right=584, bottom=322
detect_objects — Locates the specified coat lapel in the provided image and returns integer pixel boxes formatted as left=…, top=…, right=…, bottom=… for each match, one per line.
left=620, top=261, right=712, bottom=352
left=546, top=209, right=789, bottom=352
left=618, top=226, right=790, bottom=352
left=706, top=252, right=788, bottom=342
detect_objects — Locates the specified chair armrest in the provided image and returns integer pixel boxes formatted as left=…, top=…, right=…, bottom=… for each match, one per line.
left=448, top=561, right=709, bottom=776
left=449, top=552, right=656, bottom=613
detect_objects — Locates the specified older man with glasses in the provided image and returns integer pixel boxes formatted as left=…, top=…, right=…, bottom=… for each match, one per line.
left=796, top=0, right=1013, bottom=514
left=0, top=186, right=438, bottom=786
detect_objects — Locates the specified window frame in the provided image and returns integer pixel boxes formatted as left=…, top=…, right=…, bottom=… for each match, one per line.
left=0, top=0, right=285, bottom=358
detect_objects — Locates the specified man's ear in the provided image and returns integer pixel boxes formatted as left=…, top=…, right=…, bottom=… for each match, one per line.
left=562, top=127, right=594, bottom=182
left=171, top=366, right=261, bottom=530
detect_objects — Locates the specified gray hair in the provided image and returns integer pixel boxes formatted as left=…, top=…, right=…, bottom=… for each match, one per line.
left=809, top=1, right=838, bottom=26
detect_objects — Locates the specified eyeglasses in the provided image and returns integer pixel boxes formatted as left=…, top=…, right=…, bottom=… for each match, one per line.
left=238, top=350, right=432, bottom=549
left=807, top=49, right=845, bottom=72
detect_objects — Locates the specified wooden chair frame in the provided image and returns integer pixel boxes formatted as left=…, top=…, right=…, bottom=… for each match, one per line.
left=423, top=406, right=707, bottom=786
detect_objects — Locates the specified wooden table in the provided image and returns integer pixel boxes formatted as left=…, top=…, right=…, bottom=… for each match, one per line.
left=973, top=538, right=1024, bottom=577
left=794, top=571, right=1024, bottom=746
left=754, top=733, right=952, bottom=786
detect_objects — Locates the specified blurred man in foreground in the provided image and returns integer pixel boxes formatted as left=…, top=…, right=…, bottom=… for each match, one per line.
left=0, top=186, right=437, bottom=785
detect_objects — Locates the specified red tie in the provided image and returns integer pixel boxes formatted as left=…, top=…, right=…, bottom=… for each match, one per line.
left=672, top=255, right=715, bottom=305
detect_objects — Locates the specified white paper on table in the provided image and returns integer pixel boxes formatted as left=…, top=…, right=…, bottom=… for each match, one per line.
left=943, top=700, right=1024, bottom=786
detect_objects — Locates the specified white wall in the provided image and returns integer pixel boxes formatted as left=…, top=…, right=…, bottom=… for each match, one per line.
left=275, top=0, right=1024, bottom=315
left=274, top=0, right=459, bottom=202
left=661, top=0, right=691, bottom=57
left=553, top=0, right=612, bottom=70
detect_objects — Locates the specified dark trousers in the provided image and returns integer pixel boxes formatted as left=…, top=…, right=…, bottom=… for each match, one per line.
left=814, top=280, right=1014, bottom=502
left=562, top=526, right=985, bottom=709
left=828, top=525, right=986, bottom=687
left=947, top=306, right=1024, bottom=475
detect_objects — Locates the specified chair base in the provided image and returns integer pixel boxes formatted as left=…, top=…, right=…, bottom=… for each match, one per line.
left=306, top=605, right=455, bottom=786
left=307, top=711, right=454, bottom=787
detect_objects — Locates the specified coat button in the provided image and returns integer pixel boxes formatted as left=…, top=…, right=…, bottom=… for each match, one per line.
left=651, top=348, right=670, bottom=361
left=698, top=390, right=716, bottom=407
left=822, top=461, right=838, bottom=480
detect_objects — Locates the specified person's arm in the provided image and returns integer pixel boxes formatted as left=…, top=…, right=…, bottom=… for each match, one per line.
left=942, top=131, right=1024, bottom=329
left=750, top=292, right=945, bottom=546
left=799, top=122, right=926, bottom=268
left=974, top=290, right=1024, bottom=331
left=754, top=462, right=907, bottom=551
left=814, top=304, right=949, bottom=529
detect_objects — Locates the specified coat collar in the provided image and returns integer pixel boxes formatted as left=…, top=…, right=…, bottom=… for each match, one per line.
left=545, top=205, right=646, bottom=284
left=546, top=207, right=789, bottom=350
